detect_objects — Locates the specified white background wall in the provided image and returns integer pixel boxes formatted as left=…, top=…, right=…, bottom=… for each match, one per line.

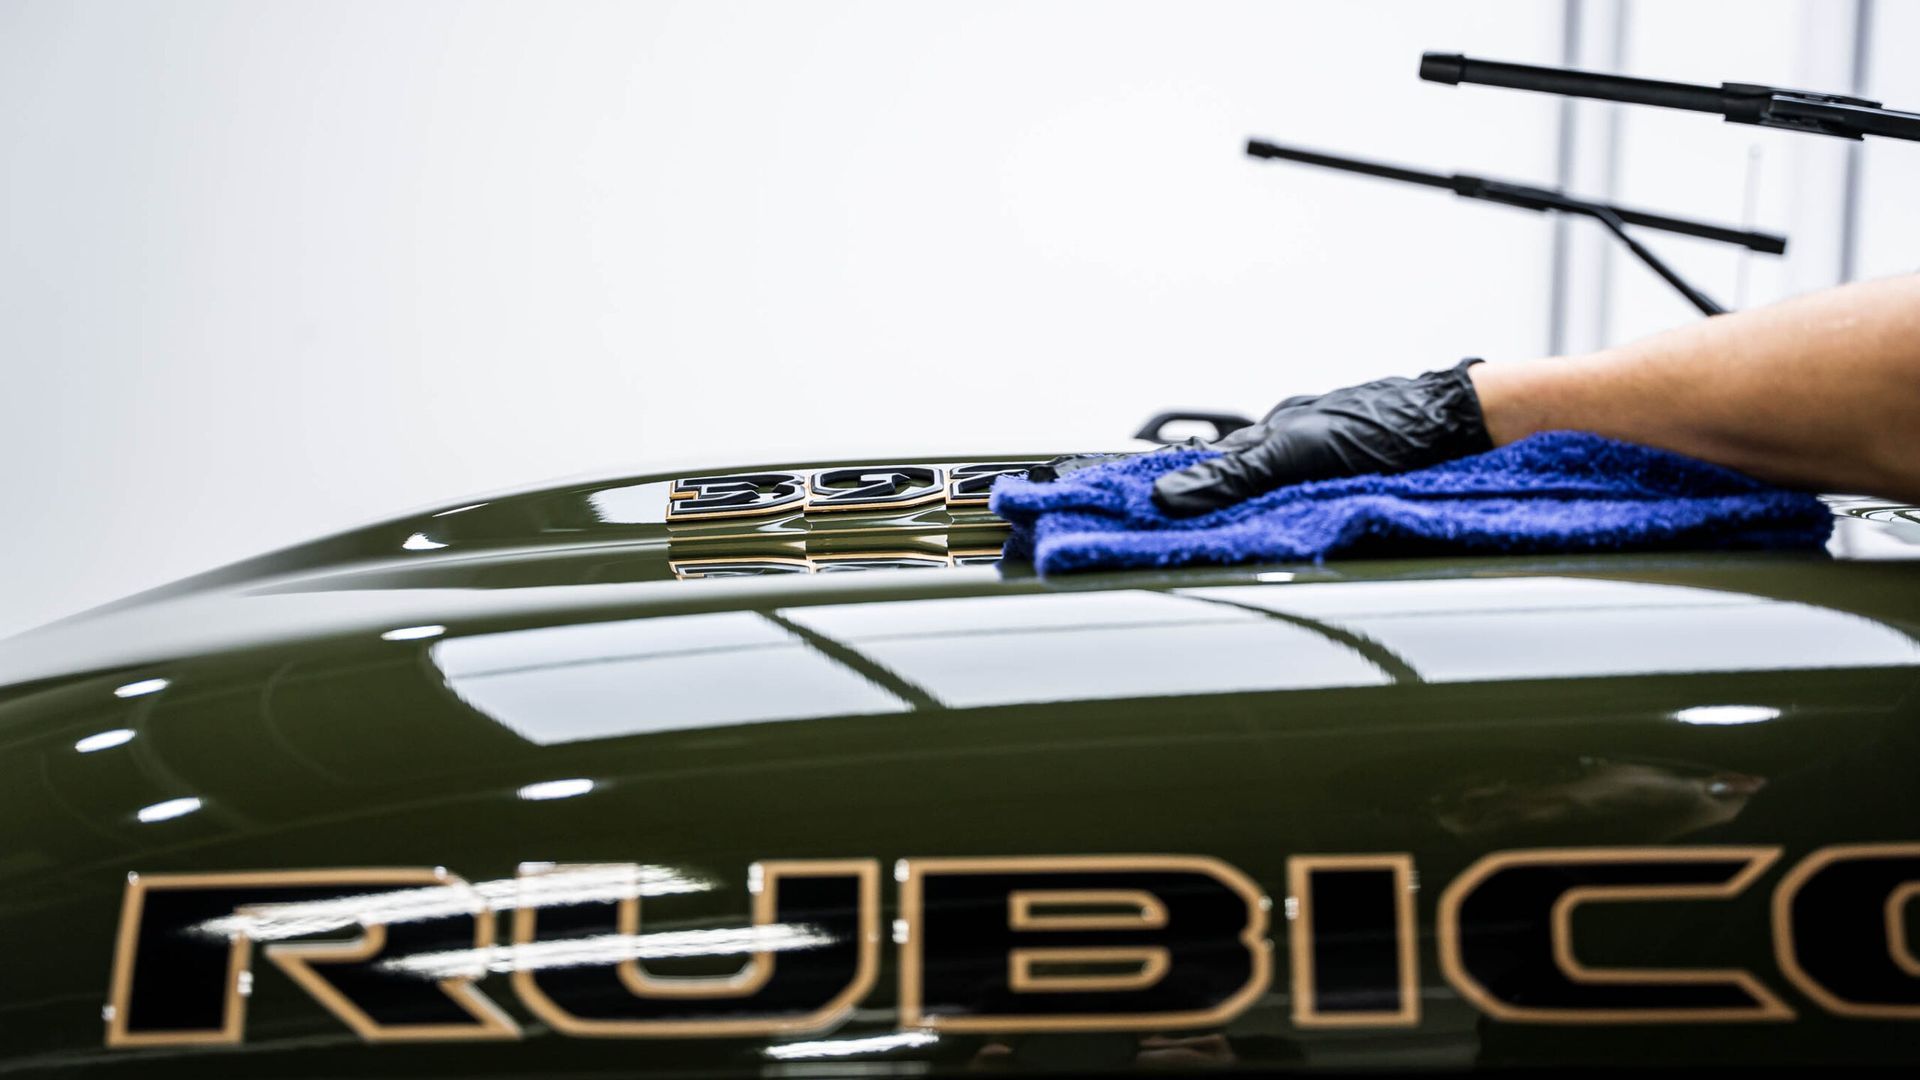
left=1556, top=0, right=1919, bottom=349
left=1, top=0, right=1913, bottom=638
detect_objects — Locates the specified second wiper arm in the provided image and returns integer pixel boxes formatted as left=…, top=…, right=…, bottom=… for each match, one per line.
left=1246, top=139, right=1784, bottom=252
left=1246, top=138, right=1787, bottom=315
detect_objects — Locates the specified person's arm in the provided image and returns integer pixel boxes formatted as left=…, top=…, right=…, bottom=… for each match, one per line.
left=1470, top=273, right=1920, bottom=503
left=1152, top=273, right=1920, bottom=515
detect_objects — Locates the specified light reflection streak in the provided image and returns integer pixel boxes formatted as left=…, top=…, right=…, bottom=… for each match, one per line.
left=191, top=864, right=709, bottom=943
left=381, top=922, right=833, bottom=980
left=135, top=796, right=201, bottom=823
left=113, top=678, right=169, bottom=699
left=764, top=1031, right=939, bottom=1059
left=517, top=777, right=594, bottom=801
left=76, top=728, right=135, bottom=753
left=1673, top=704, right=1782, bottom=725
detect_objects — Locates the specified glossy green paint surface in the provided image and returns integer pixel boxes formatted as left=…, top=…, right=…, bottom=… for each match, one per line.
left=3, top=457, right=1919, bottom=1075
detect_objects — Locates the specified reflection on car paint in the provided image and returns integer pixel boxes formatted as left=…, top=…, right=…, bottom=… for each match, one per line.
left=1181, top=578, right=1920, bottom=681
left=431, top=580, right=1918, bottom=750
left=383, top=922, right=833, bottom=981
left=778, top=592, right=1393, bottom=708
left=670, top=550, right=1004, bottom=579
left=432, top=612, right=913, bottom=745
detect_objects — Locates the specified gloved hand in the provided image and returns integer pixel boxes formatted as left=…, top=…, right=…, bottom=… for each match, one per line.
left=1152, top=359, right=1493, bottom=517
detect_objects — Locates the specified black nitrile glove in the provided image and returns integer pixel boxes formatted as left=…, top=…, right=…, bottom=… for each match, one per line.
left=1152, top=359, right=1493, bottom=517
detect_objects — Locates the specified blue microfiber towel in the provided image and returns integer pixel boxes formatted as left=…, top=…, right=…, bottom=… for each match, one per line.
left=988, top=431, right=1831, bottom=575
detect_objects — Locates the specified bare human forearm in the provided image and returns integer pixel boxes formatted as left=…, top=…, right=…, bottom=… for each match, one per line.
left=1469, top=274, right=1920, bottom=502
left=1150, top=273, right=1920, bottom=516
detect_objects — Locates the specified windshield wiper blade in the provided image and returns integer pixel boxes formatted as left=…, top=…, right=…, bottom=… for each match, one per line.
left=1420, top=52, right=1920, bottom=143
left=1245, top=138, right=1787, bottom=316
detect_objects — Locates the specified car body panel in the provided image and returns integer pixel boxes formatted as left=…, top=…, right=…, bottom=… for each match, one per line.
left=3, top=455, right=1920, bottom=1075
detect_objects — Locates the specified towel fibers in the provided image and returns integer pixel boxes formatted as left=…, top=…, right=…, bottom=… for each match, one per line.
left=988, top=431, right=1831, bottom=575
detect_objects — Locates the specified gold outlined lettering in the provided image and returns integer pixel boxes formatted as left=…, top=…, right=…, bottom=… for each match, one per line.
left=898, top=855, right=1271, bottom=1033
left=1288, top=854, right=1419, bottom=1029
left=1438, top=847, right=1791, bottom=1024
left=107, top=869, right=517, bottom=1047
left=1773, top=843, right=1920, bottom=1019
left=510, top=859, right=879, bottom=1037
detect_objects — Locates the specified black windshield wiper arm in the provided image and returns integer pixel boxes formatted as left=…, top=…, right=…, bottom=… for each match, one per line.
left=1420, top=52, right=1920, bottom=143
left=1245, top=138, right=1787, bottom=316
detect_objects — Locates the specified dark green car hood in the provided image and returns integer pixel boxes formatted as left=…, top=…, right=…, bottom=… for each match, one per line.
left=3, top=455, right=1920, bottom=1077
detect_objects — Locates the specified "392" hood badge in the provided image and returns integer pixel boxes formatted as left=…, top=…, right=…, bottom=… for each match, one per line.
left=667, top=463, right=1039, bottom=521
